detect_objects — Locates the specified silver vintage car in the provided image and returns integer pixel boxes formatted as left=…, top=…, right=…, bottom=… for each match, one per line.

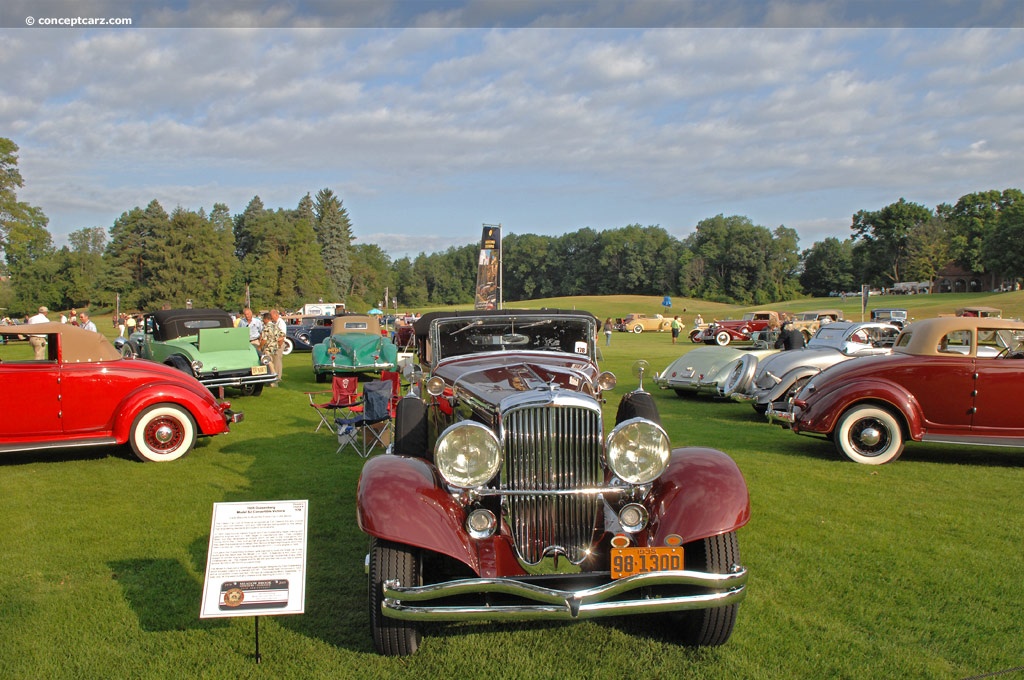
left=724, top=321, right=901, bottom=413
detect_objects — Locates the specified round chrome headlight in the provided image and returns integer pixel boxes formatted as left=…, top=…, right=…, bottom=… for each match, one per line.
left=435, top=421, right=502, bottom=488
left=595, top=371, right=617, bottom=392
left=606, top=418, right=671, bottom=485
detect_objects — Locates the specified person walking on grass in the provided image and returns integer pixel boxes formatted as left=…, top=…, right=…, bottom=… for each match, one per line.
left=670, top=315, right=682, bottom=344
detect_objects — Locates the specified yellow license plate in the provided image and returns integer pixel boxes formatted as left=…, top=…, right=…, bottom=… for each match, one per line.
left=611, top=546, right=683, bottom=579
left=251, top=365, right=268, bottom=375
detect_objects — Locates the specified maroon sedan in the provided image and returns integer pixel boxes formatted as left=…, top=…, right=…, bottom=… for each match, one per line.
left=1, top=322, right=242, bottom=462
left=768, top=317, right=1024, bottom=464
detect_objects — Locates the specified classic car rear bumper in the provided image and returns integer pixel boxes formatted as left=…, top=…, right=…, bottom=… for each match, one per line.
left=379, top=567, right=747, bottom=622
left=765, top=402, right=796, bottom=425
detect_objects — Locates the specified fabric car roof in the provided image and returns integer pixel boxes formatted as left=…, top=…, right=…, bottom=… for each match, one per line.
left=0, top=322, right=122, bottom=363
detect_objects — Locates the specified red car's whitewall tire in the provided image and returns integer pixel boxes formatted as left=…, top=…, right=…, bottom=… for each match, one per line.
left=129, top=404, right=197, bottom=462
left=834, top=404, right=904, bottom=465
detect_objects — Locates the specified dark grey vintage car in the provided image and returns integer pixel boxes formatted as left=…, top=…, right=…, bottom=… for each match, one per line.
left=356, top=309, right=751, bottom=655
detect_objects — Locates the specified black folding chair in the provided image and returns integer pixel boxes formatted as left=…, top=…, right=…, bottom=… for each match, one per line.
left=335, top=380, right=393, bottom=457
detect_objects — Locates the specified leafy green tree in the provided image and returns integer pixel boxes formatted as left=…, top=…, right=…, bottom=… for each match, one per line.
left=59, top=226, right=109, bottom=308
left=850, top=198, right=933, bottom=286
left=393, top=256, right=427, bottom=307
left=981, top=201, right=1024, bottom=282
left=941, top=189, right=1024, bottom=274
left=348, top=243, right=394, bottom=308
left=799, top=238, right=855, bottom=297
left=903, top=216, right=951, bottom=288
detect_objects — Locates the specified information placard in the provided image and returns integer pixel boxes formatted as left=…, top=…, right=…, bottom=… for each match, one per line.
left=199, top=500, right=308, bottom=619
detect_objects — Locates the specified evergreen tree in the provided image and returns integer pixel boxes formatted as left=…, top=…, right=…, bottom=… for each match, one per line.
left=313, top=188, right=352, bottom=299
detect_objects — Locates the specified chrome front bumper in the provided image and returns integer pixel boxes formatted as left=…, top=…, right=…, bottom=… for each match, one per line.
left=380, top=567, right=748, bottom=622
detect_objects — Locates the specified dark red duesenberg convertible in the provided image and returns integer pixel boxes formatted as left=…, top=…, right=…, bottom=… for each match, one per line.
left=356, top=309, right=750, bottom=655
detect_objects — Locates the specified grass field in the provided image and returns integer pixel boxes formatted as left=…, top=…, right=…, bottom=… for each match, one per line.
left=2, top=293, right=1023, bottom=679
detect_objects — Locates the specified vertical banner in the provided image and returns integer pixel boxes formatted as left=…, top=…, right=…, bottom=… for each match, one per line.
left=474, top=224, right=501, bottom=310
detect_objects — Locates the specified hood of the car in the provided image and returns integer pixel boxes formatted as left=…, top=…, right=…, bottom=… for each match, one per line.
left=435, top=352, right=599, bottom=407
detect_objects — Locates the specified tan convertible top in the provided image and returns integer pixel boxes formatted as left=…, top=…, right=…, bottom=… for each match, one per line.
left=894, top=316, right=1024, bottom=357
left=0, top=322, right=122, bottom=363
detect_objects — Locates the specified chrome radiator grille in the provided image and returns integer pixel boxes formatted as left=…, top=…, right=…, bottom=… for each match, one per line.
left=501, top=402, right=603, bottom=566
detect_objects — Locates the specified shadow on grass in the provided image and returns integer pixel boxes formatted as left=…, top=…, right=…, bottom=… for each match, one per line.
left=108, top=558, right=229, bottom=632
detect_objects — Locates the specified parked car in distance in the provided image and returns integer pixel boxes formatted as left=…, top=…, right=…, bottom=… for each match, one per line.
left=654, top=344, right=780, bottom=396
left=312, top=314, right=398, bottom=382
left=282, top=314, right=335, bottom=354
left=699, top=311, right=781, bottom=346
left=788, top=309, right=843, bottom=343
left=869, top=308, right=909, bottom=329
left=767, top=317, right=1024, bottom=464
left=956, top=306, right=1002, bottom=318
left=1, top=322, right=242, bottom=462
left=357, top=309, right=750, bottom=655
left=727, top=321, right=901, bottom=413
left=619, top=313, right=671, bottom=333
left=119, top=308, right=276, bottom=396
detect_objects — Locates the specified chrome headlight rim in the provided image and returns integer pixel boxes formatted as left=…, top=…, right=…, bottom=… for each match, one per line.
left=605, top=417, right=671, bottom=485
left=435, top=421, right=503, bottom=489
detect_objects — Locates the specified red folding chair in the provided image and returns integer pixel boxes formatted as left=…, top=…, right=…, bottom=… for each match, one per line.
left=380, top=370, right=402, bottom=416
left=305, top=375, right=362, bottom=433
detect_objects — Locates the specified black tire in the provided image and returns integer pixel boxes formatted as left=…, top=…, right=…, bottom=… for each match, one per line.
left=315, top=371, right=328, bottom=384
left=369, top=538, right=422, bottom=656
left=834, top=404, right=905, bottom=464
left=689, top=329, right=702, bottom=343
left=240, top=383, right=264, bottom=397
left=128, top=403, right=197, bottom=462
left=714, top=331, right=731, bottom=346
left=392, top=398, right=429, bottom=459
left=675, top=531, right=741, bottom=646
left=165, top=355, right=193, bottom=375
left=615, top=390, right=661, bottom=426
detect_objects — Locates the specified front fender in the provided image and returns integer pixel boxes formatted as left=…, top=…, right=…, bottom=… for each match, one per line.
left=357, top=455, right=478, bottom=571
left=647, top=447, right=750, bottom=546
left=799, top=379, right=923, bottom=439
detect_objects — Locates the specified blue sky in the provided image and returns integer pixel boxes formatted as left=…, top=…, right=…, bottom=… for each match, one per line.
left=2, top=1, right=1022, bottom=259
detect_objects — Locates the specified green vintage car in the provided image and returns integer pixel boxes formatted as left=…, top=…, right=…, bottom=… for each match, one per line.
left=118, top=308, right=276, bottom=396
left=312, top=314, right=398, bottom=382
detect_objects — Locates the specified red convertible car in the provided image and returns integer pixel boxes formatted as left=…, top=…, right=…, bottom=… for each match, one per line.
left=698, top=311, right=781, bottom=346
left=767, top=317, right=1024, bottom=464
left=0, top=322, right=242, bottom=462
left=357, top=309, right=750, bottom=655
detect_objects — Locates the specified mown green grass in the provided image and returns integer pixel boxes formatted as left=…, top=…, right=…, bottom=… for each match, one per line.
left=2, top=294, right=1023, bottom=679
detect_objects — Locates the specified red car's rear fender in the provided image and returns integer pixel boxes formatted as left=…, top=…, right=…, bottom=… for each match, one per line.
left=802, top=380, right=923, bottom=439
left=646, top=447, right=751, bottom=546
left=111, top=383, right=229, bottom=442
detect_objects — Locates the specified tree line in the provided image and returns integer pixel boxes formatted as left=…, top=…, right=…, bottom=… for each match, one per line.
left=2, top=137, right=1022, bottom=316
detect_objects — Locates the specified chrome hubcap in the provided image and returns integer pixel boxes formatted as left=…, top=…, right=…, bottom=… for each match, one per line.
left=154, top=424, right=175, bottom=444
left=858, top=425, right=881, bottom=447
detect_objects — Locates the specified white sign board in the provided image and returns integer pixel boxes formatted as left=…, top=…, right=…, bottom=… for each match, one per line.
left=199, top=500, right=308, bottom=619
